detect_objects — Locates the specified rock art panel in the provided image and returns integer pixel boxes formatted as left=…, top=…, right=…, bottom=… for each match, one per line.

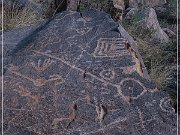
left=3, top=10, right=177, bottom=135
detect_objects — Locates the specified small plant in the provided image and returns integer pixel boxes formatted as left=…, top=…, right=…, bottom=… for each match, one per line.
left=3, top=1, right=43, bottom=31
left=168, top=0, right=177, bottom=7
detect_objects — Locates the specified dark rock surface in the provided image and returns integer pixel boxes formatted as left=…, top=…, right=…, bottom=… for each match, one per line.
left=1, top=25, right=35, bottom=57
left=3, top=10, right=177, bottom=135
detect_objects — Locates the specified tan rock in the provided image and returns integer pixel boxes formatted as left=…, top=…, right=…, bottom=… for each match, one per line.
left=113, top=0, right=125, bottom=10
left=67, top=0, right=80, bottom=11
left=144, top=8, right=169, bottom=43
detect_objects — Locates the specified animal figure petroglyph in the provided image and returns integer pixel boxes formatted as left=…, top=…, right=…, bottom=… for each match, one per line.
left=8, top=65, right=64, bottom=87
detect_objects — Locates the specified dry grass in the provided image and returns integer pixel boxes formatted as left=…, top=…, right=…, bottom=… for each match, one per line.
left=2, top=1, right=43, bottom=31
left=134, top=38, right=176, bottom=90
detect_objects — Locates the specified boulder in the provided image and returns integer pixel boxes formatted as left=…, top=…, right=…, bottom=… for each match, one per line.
left=142, top=8, right=169, bottom=43
left=129, top=0, right=167, bottom=8
left=129, top=8, right=169, bottom=43
left=162, top=28, right=176, bottom=38
left=125, top=7, right=138, bottom=19
left=67, top=0, right=80, bottom=11
left=3, top=10, right=176, bottom=135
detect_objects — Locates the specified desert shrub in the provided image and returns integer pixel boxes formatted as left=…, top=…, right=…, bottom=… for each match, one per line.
left=2, top=0, right=43, bottom=31
left=78, top=0, right=113, bottom=12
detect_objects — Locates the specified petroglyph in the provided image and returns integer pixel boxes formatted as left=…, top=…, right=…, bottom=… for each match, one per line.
left=30, top=58, right=55, bottom=72
left=99, top=69, right=115, bottom=80
left=8, top=65, right=64, bottom=87
left=117, top=78, right=147, bottom=100
left=4, top=10, right=176, bottom=135
left=15, top=84, right=44, bottom=100
left=93, top=38, right=130, bottom=57
left=13, top=84, right=45, bottom=109
left=52, top=118, right=70, bottom=129
left=120, top=66, right=136, bottom=74
left=137, top=108, right=149, bottom=135
left=76, top=27, right=92, bottom=35
left=160, top=97, right=175, bottom=113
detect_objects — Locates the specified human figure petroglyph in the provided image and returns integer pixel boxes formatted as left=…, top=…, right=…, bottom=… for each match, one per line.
left=30, top=58, right=55, bottom=72
left=8, top=65, right=64, bottom=87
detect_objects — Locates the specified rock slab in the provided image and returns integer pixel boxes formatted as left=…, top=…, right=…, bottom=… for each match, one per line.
left=3, top=10, right=177, bottom=135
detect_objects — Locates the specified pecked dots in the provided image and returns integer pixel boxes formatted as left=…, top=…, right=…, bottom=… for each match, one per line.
left=120, top=78, right=146, bottom=99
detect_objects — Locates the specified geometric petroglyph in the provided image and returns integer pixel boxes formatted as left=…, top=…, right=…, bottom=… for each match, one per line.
left=93, top=38, right=130, bottom=58
left=8, top=65, right=64, bottom=87
left=120, top=66, right=136, bottom=74
left=30, top=58, right=55, bottom=72
left=118, top=78, right=147, bottom=101
left=76, top=27, right=92, bottom=35
left=160, top=97, right=175, bottom=113
left=99, top=69, right=115, bottom=80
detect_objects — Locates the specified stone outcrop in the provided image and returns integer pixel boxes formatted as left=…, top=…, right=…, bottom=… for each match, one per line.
left=129, top=0, right=167, bottom=8
left=142, top=8, right=169, bottom=43
left=127, top=8, right=169, bottom=43
left=2, top=10, right=177, bottom=135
